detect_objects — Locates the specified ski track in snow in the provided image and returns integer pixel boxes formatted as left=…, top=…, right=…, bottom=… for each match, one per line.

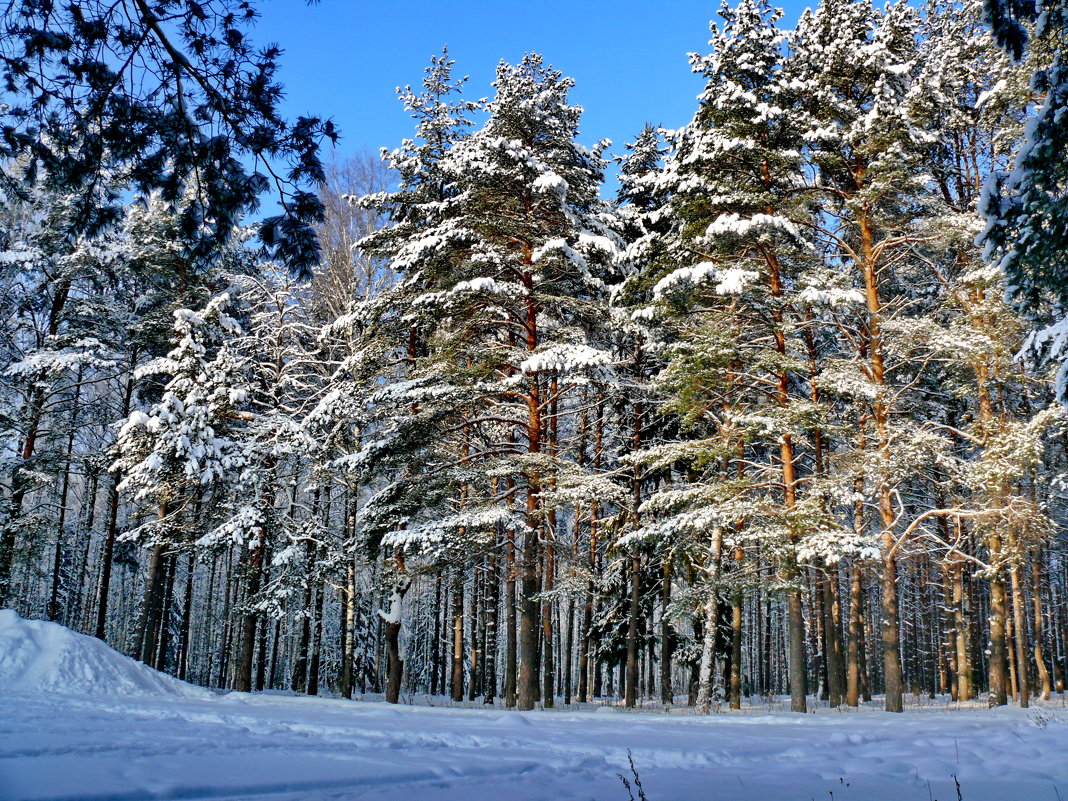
left=1, top=611, right=1068, bottom=800
left=4, top=690, right=1068, bottom=801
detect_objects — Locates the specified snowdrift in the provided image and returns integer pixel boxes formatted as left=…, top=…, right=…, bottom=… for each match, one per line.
left=0, top=609, right=211, bottom=699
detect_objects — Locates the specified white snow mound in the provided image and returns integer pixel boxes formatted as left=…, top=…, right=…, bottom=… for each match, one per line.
left=0, top=609, right=211, bottom=699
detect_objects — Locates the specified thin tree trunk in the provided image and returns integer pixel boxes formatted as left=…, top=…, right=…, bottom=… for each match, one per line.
left=661, top=560, right=673, bottom=705
left=1009, top=540, right=1030, bottom=707
left=542, top=541, right=556, bottom=708
left=505, top=525, right=518, bottom=707
left=342, top=558, right=357, bottom=699
left=431, top=573, right=442, bottom=696
left=177, top=552, right=194, bottom=681
left=153, top=551, right=177, bottom=671
left=988, top=546, right=1010, bottom=706
left=952, top=554, right=972, bottom=700
left=94, top=367, right=136, bottom=640
left=470, top=563, right=481, bottom=701
left=484, top=554, right=499, bottom=703
left=451, top=569, right=465, bottom=702
left=236, top=534, right=265, bottom=692
left=1032, top=545, right=1052, bottom=700
left=307, top=574, right=325, bottom=696
left=254, top=597, right=270, bottom=692
left=132, top=506, right=169, bottom=664
left=625, top=551, right=640, bottom=708
left=48, top=369, right=81, bottom=622
left=70, top=469, right=100, bottom=630
left=563, top=595, right=573, bottom=705
left=847, top=562, right=864, bottom=707
left=292, top=569, right=314, bottom=693
left=824, top=567, right=844, bottom=707
left=268, top=617, right=281, bottom=691
left=1006, top=601, right=1019, bottom=701
left=730, top=583, right=743, bottom=710
left=697, top=527, right=724, bottom=712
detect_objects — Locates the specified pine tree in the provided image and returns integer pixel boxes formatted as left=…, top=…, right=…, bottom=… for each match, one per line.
left=0, top=183, right=128, bottom=605
left=980, top=0, right=1068, bottom=400
left=626, top=0, right=835, bottom=713
left=114, top=293, right=247, bottom=664
left=354, top=54, right=620, bottom=710
left=790, top=0, right=935, bottom=712
left=0, top=0, right=336, bottom=274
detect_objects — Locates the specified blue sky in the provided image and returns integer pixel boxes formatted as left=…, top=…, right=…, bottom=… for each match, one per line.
left=252, top=0, right=811, bottom=195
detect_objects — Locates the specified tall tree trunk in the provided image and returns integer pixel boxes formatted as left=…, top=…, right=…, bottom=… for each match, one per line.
left=517, top=535, right=540, bottom=711
left=846, top=561, right=864, bottom=707
left=292, top=570, right=314, bottom=693
left=563, top=596, right=573, bottom=705
left=153, top=551, right=177, bottom=671
left=342, top=558, right=357, bottom=699
left=1006, top=602, right=1019, bottom=701
left=730, top=582, right=743, bottom=710
left=988, top=544, right=1010, bottom=706
left=178, top=552, right=194, bottom=681
left=856, top=206, right=904, bottom=713
left=94, top=367, right=136, bottom=640
left=48, top=369, right=81, bottom=622
left=952, top=554, right=972, bottom=701
left=625, top=551, right=640, bottom=708
left=764, top=248, right=807, bottom=714
left=451, top=569, right=465, bottom=702
left=811, top=570, right=827, bottom=701
left=824, top=567, right=844, bottom=707
left=484, top=554, right=499, bottom=703
left=515, top=262, right=544, bottom=712
left=1009, top=536, right=1030, bottom=707
left=236, top=532, right=265, bottom=692
left=132, top=506, right=169, bottom=664
left=579, top=580, right=593, bottom=702
left=697, top=527, right=724, bottom=712
left=505, top=524, right=518, bottom=707
left=71, top=468, right=100, bottom=630
left=431, top=573, right=441, bottom=696
left=942, top=567, right=957, bottom=699
left=787, top=584, right=808, bottom=712
left=542, top=541, right=556, bottom=708
left=470, top=564, right=481, bottom=701
left=267, top=617, right=281, bottom=691
left=307, top=575, right=325, bottom=696
left=1032, top=545, right=1052, bottom=700
left=661, top=560, right=674, bottom=705
left=254, top=547, right=272, bottom=693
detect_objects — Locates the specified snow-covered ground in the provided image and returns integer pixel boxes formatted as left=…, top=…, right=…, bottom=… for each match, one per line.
left=2, top=611, right=1067, bottom=801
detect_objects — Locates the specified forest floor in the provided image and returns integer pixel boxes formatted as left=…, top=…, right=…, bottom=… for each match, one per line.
left=2, top=611, right=1067, bottom=801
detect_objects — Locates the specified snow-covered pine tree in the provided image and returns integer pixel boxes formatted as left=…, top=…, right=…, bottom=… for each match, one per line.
left=344, top=48, right=484, bottom=703
left=93, top=193, right=242, bottom=644
left=113, top=293, right=247, bottom=665
left=611, top=124, right=672, bottom=708
left=980, top=0, right=1068, bottom=401
left=625, top=0, right=836, bottom=713
left=0, top=183, right=127, bottom=606
left=906, top=0, right=1068, bottom=707
left=199, top=266, right=332, bottom=692
left=789, top=0, right=940, bottom=712
left=355, top=54, right=619, bottom=710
